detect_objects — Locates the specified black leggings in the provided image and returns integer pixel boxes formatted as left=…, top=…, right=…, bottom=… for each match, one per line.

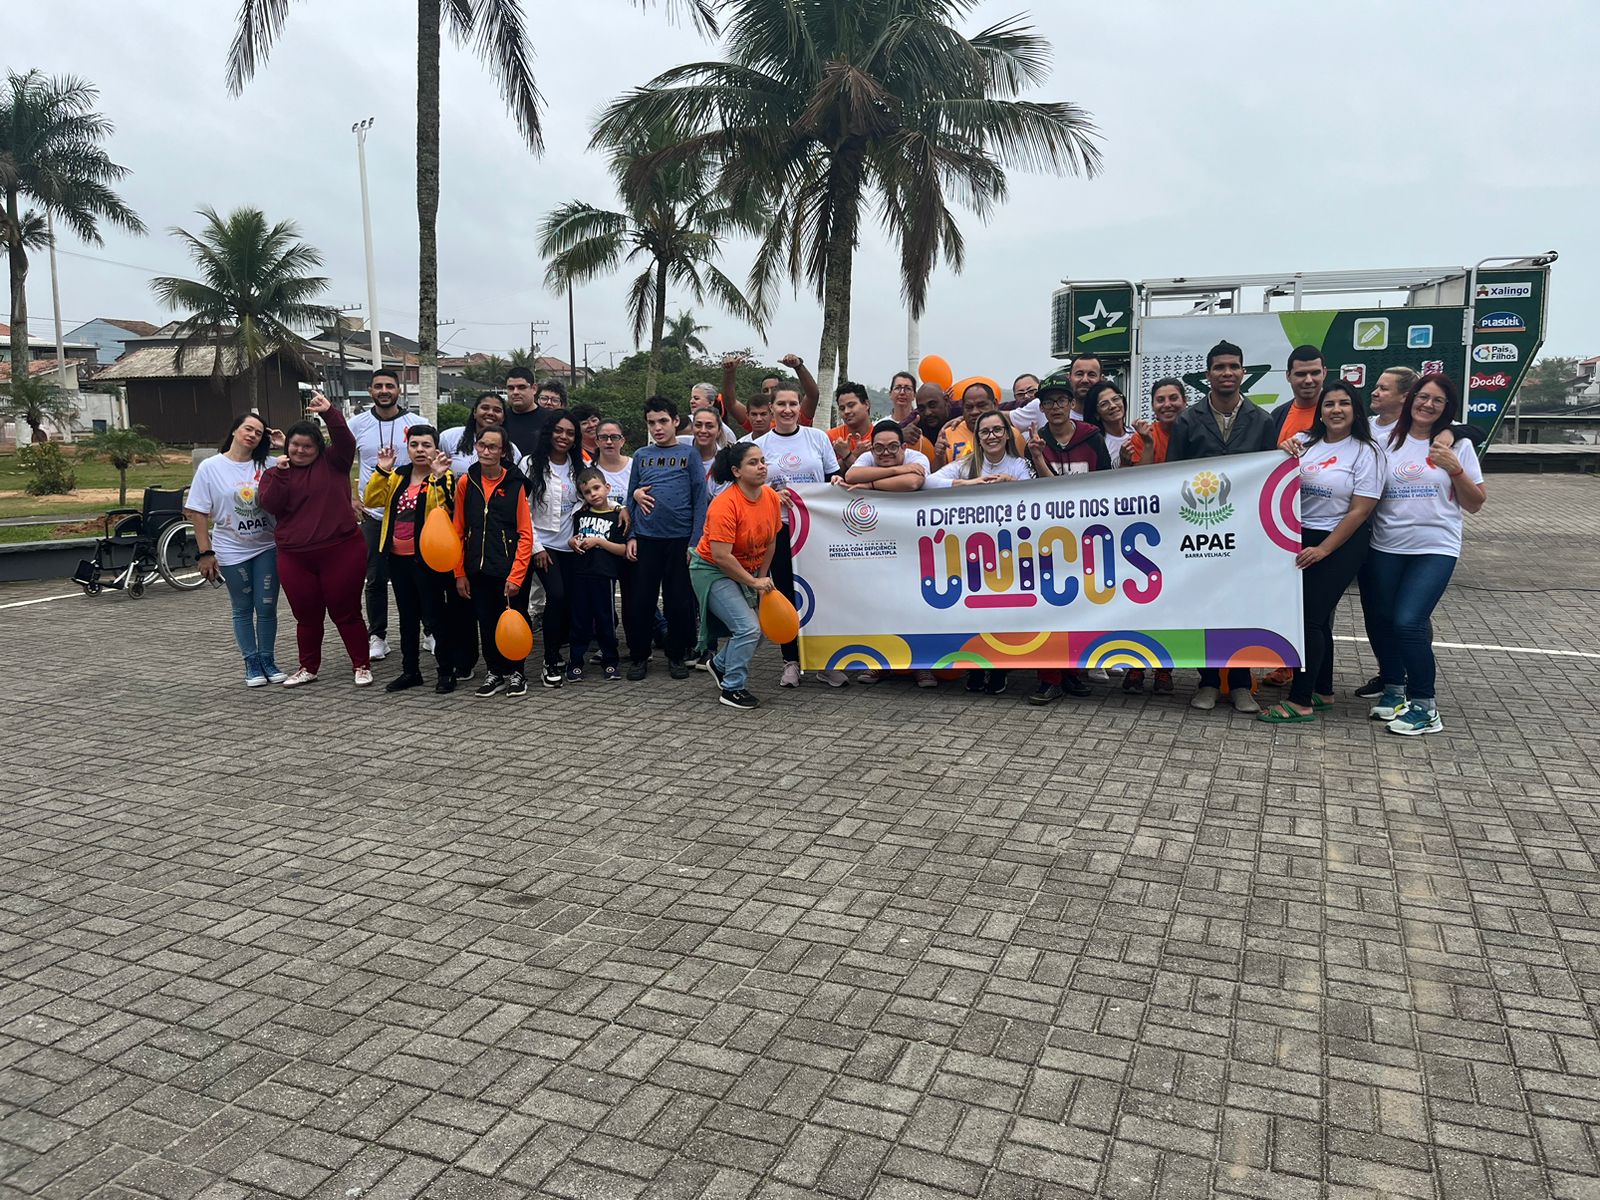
left=388, top=554, right=452, bottom=676
left=623, top=536, right=694, bottom=663
left=469, top=571, right=532, bottom=677
left=769, top=526, right=800, bottom=664
left=1291, top=524, right=1370, bottom=706
left=533, top=549, right=577, bottom=668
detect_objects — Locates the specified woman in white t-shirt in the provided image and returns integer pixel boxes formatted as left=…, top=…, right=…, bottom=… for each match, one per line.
left=439, top=392, right=507, bottom=475
left=925, top=410, right=1034, bottom=490
left=185, top=413, right=286, bottom=686
left=755, top=384, right=843, bottom=687
left=687, top=406, right=736, bottom=497
left=1259, top=381, right=1383, bottom=724
left=1365, top=374, right=1487, bottom=737
left=1084, top=381, right=1136, bottom=468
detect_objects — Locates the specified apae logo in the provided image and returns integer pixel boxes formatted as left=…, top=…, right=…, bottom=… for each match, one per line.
left=1179, top=470, right=1233, bottom=528
left=1353, top=318, right=1389, bottom=351
left=1473, top=344, right=1519, bottom=363
left=1476, top=310, right=1527, bottom=333
left=1474, top=281, right=1533, bottom=300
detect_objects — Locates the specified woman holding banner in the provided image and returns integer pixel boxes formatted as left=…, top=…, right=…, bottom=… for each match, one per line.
left=1258, top=381, right=1382, bottom=724
left=1364, top=374, right=1486, bottom=737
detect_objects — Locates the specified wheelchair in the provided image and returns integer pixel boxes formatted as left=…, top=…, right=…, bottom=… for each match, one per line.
left=72, top=487, right=207, bottom=598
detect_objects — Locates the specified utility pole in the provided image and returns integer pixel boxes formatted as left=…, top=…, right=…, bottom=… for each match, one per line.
left=352, top=118, right=383, bottom=392
left=583, top=340, right=605, bottom=378
left=327, top=302, right=362, bottom=413
left=566, top=284, right=578, bottom=391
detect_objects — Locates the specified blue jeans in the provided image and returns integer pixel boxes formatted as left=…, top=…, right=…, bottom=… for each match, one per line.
left=707, top=577, right=761, bottom=692
left=218, top=548, right=280, bottom=664
left=1364, top=550, right=1456, bottom=703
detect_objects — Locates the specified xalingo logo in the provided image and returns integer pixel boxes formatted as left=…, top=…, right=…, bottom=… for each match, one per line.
left=1180, top=470, right=1233, bottom=528
left=842, top=496, right=879, bottom=536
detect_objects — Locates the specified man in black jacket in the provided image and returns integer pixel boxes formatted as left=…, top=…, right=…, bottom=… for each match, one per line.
left=1167, top=341, right=1277, bottom=714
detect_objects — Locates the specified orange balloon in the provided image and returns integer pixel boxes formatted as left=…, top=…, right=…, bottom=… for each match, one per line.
left=758, top=589, right=800, bottom=644
left=419, top=506, right=463, bottom=573
left=495, top=607, right=533, bottom=662
left=918, top=354, right=954, bottom=392
left=953, top=376, right=1002, bottom=405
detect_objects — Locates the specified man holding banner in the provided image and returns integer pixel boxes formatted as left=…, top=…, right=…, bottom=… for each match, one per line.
left=1167, top=340, right=1279, bottom=713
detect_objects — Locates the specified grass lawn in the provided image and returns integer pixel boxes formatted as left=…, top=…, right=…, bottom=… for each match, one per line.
left=0, top=519, right=106, bottom=545
left=0, top=449, right=196, bottom=519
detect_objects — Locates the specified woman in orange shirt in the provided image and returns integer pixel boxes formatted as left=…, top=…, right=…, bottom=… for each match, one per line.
left=689, top=442, right=783, bottom=710
left=1121, top=377, right=1188, bottom=467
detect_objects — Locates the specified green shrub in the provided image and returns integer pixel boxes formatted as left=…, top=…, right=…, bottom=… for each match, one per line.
left=20, top=441, right=77, bottom=495
left=436, top=401, right=470, bottom=431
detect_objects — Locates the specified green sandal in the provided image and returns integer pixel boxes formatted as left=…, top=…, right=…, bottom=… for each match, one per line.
left=1257, top=701, right=1316, bottom=724
left=1312, top=696, right=1333, bottom=711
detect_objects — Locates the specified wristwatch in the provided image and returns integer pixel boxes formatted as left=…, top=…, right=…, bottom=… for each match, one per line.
left=197, top=550, right=216, bottom=560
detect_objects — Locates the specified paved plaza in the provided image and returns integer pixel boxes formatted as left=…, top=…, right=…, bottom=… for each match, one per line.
left=2, top=474, right=1599, bottom=1200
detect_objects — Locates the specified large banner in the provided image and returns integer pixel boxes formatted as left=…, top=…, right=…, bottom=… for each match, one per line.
left=791, top=452, right=1304, bottom=673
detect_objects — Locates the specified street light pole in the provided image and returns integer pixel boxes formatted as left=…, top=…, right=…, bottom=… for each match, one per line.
left=352, top=118, right=382, bottom=400
left=583, top=340, right=606, bottom=379
left=45, top=211, right=72, bottom=440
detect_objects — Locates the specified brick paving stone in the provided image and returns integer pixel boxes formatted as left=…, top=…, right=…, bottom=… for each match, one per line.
left=3, top=476, right=1600, bottom=1200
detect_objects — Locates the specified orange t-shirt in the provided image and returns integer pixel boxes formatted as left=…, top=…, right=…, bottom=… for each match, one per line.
left=696, top=485, right=784, bottom=574
left=1278, top=403, right=1317, bottom=443
left=1123, top=423, right=1172, bottom=466
left=826, top=424, right=872, bottom=462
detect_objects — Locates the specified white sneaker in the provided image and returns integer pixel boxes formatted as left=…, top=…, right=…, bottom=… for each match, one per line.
left=422, top=633, right=435, bottom=654
left=354, top=667, right=374, bottom=687
left=1086, top=668, right=1111, bottom=683
left=780, top=662, right=801, bottom=688
left=282, top=668, right=318, bottom=688
left=368, top=635, right=389, bottom=661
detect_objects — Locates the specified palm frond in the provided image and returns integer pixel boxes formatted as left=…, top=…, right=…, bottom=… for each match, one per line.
left=445, top=0, right=543, bottom=152
left=225, top=0, right=299, bottom=94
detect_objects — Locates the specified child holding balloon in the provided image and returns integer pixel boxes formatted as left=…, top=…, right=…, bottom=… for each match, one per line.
left=452, top=427, right=537, bottom=698
left=363, top=428, right=459, bottom=693
left=689, top=442, right=787, bottom=711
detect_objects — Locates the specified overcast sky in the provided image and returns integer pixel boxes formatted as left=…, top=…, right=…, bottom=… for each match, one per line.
left=10, top=0, right=1598, bottom=384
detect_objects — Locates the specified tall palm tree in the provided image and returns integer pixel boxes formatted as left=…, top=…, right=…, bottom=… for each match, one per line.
left=660, top=310, right=711, bottom=357
left=225, top=0, right=717, bottom=422
left=0, top=70, right=145, bottom=377
left=540, top=120, right=764, bottom=396
left=595, top=0, right=1102, bottom=412
left=149, top=207, right=337, bottom=413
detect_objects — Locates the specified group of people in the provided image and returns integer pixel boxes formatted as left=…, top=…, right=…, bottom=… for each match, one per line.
left=183, top=343, right=1485, bottom=733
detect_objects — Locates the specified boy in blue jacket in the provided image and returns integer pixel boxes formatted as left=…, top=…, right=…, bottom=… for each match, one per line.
left=624, top=396, right=708, bottom=680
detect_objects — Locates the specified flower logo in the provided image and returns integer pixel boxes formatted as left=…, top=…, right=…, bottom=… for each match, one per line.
left=1180, top=470, right=1234, bottom=527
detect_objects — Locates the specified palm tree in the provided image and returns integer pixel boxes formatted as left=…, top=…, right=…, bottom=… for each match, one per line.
left=149, top=207, right=337, bottom=413
left=660, top=310, right=711, bottom=358
left=225, top=0, right=717, bottom=422
left=540, top=120, right=764, bottom=396
left=0, top=70, right=146, bottom=377
left=79, top=425, right=162, bottom=505
left=595, top=0, right=1102, bottom=412
left=0, top=373, right=77, bottom=445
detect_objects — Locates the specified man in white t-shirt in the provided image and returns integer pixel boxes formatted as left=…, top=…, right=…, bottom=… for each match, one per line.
left=349, top=368, right=427, bottom=660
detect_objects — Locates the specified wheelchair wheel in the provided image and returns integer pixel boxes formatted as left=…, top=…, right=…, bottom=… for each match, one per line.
left=157, top=521, right=206, bottom=590
left=129, top=576, right=145, bottom=599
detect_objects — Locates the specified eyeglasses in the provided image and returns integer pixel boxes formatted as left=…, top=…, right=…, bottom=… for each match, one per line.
left=890, top=383, right=914, bottom=392
left=597, top=433, right=623, bottom=441
left=1014, top=387, right=1039, bottom=398
left=1041, top=394, right=1070, bottom=406
left=978, top=427, right=1008, bottom=438
left=872, top=442, right=903, bottom=453
left=474, top=439, right=503, bottom=448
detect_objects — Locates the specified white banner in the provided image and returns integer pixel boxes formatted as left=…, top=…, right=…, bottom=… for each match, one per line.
left=790, top=452, right=1304, bottom=672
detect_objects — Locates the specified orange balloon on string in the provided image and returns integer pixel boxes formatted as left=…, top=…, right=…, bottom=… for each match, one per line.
left=419, top=507, right=463, bottom=573
left=495, top=607, right=533, bottom=662
left=758, top=589, right=800, bottom=644
left=918, top=354, right=954, bottom=392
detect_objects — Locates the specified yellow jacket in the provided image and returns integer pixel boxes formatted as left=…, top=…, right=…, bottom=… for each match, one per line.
left=362, top=463, right=456, bottom=554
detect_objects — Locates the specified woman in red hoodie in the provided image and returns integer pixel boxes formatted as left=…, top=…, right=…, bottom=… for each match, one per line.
left=258, top=392, right=373, bottom=687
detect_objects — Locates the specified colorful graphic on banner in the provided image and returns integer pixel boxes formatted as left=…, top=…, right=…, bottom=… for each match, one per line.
left=791, top=453, right=1304, bottom=671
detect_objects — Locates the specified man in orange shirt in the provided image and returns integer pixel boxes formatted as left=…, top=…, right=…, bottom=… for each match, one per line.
left=1272, top=345, right=1326, bottom=448
left=826, top=382, right=875, bottom=471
